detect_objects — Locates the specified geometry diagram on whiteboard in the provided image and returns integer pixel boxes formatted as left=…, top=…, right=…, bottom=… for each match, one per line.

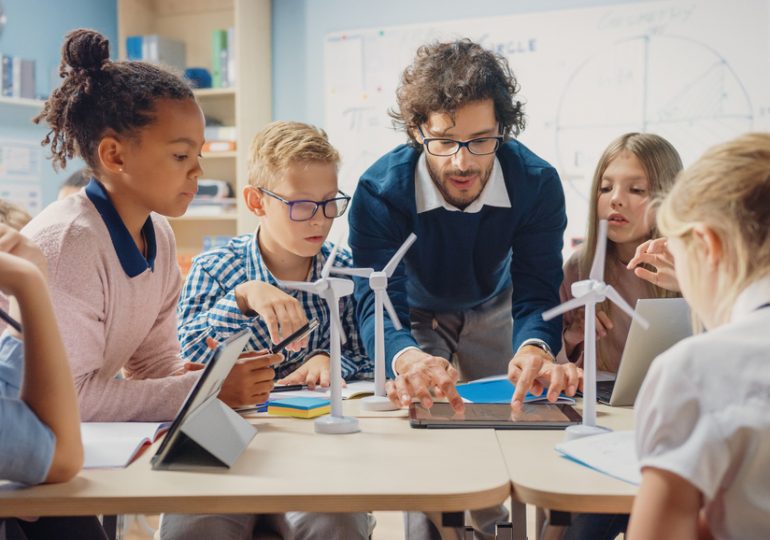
left=555, top=34, right=753, bottom=201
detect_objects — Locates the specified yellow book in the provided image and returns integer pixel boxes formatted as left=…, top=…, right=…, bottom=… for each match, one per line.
left=268, top=397, right=331, bottom=419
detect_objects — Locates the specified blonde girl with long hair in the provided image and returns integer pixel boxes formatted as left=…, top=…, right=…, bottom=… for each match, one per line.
left=560, top=132, right=682, bottom=373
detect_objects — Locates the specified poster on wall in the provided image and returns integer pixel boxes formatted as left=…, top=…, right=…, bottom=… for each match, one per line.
left=324, top=0, right=770, bottom=254
left=0, top=139, right=43, bottom=216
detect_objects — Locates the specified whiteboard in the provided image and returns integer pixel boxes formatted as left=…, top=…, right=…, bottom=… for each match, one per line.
left=324, top=0, right=770, bottom=253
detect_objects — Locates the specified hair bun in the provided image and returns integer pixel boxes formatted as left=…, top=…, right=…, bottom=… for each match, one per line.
left=62, top=29, right=110, bottom=73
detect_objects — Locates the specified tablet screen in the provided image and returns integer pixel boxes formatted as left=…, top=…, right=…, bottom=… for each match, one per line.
left=409, top=402, right=582, bottom=429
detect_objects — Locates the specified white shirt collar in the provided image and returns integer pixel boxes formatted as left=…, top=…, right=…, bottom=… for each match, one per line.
left=414, top=152, right=510, bottom=214
left=730, top=276, right=770, bottom=322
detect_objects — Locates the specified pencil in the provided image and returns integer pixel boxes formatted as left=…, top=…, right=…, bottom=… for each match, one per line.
left=0, top=306, right=21, bottom=333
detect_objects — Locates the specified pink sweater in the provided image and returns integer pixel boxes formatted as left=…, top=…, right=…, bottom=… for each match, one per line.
left=23, top=191, right=198, bottom=421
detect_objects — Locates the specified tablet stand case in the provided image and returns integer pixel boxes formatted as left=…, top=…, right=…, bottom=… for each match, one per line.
left=153, top=396, right=257, bottom=470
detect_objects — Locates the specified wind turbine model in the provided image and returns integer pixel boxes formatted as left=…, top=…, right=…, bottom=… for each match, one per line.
left=542, top=220, right=649, bottom=440
left=332, top=233, right=417, bottom=411
left=278, top=239, right=359, bottom=434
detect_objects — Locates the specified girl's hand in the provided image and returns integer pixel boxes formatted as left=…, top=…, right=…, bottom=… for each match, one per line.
left=563, top=309, right=614, bottom=357
left=234, top=281, right=308, bottom=352
left=627, top=238, right=680, bottom=292
left=0, top=224, right=47, bottom=276
left=277, top=353, right=346, bottom=391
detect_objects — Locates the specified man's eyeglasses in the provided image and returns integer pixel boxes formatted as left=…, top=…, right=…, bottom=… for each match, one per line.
left=418, top=126, right=503, bottom=157
left=259, top=188, right=351, bottom=222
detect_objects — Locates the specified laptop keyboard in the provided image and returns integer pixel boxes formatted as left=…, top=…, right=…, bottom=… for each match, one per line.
left=577, top=380, right=616, bottom=402
left=596, top=380, right=615, bottom=403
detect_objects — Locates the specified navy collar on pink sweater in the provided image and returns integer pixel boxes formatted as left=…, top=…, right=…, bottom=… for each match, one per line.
left=85, top=179, right=157, bottom=277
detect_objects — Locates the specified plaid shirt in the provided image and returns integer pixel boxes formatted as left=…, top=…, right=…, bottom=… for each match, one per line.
left=178, top=233, right=374, bottom=380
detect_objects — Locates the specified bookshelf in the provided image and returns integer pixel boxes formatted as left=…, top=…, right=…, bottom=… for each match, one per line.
left=117, top=0, right=270, bottom=264
left=0, top=96, right=45, bottom=109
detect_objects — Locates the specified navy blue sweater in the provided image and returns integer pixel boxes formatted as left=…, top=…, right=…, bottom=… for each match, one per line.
left=348, top=141, right=566, bottom=377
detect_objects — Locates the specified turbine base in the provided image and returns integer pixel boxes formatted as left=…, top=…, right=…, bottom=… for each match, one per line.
left=314, top=414, right=360, bottom=434
left=361, top=395, right=399, bottom=411
left=564, top=423, right=612, bottom=441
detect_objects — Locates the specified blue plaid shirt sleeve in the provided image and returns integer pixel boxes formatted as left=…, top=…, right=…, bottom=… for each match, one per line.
left=177, top=253, right=265, bottom=363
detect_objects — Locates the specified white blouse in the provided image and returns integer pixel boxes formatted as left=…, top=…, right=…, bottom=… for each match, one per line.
left=635, top=277, right=770, bottom=540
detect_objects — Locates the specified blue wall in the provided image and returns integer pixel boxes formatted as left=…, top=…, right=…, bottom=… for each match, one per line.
left=0, top=0, right=117, bottom=208
left=271, top=0, right=647, bottom=127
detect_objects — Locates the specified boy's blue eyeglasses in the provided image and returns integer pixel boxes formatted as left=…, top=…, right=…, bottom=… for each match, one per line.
left=418, top=125, right=503, bottom=157
left=258, top=188, right=351, bottom=222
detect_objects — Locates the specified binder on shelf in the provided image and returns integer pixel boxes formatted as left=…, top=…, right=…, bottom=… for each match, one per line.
left=151, top=330, right=256, bottom=470
left=211, top=29, right=228, bottom=88
left=125, top=35, right=186, bottom=72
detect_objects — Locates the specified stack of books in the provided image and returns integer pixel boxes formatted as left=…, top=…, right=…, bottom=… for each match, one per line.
left=1, top=54, right=36, bottom=99
left=203, top=126, right=237, bottom=154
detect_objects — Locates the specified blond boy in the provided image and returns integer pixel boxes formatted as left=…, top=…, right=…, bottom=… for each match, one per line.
left=177, top=120, right=373, bottom=386
left=165, top=121, right=375, bottom=539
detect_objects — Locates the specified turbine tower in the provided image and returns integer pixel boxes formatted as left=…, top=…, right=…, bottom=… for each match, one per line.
left=542, top=220, right=649, bottom=440
left=279, top=239, right=359, bottom=434
left=332, top=233, right=417, bottom=411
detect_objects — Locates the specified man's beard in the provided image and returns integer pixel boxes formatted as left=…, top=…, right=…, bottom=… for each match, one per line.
left=426, top=161, right=493, bottom=210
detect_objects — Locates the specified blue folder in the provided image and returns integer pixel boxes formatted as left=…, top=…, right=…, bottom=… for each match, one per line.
left=456, top=377, right=576, bottom=404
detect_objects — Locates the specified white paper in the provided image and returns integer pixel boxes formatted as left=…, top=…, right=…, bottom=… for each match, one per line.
left=555, top=429, right=641, bottom=485
left=269, top=380, right=375, bottom=401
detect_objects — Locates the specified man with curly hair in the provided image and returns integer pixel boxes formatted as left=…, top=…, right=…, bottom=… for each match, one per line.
left=348, top=39, right=577, bottom=538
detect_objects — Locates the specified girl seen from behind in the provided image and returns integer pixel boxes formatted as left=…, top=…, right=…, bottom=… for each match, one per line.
left=0, top=224, right=106, bottom=539
left=629, top=133, right=770, bottom=540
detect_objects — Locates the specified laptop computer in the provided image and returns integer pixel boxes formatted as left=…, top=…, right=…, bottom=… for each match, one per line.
left=596, top=297, right=691, bottom=407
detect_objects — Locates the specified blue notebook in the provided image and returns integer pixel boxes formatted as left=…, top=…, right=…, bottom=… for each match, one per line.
left=268, top=397, right=331, bottom=409
left=456, top=376, right=576, bottom=404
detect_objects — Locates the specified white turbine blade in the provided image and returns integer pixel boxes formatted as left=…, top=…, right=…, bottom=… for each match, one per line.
left=604, top=286, right=650, bottom=330
left=590, top=219, right=608, bottom=282
left=322, top=231, right=345, bottom=278
left=384, top=233, right=417, bottom=277
left=382, top=292, right=402, bottom=331
left=322, top=288, right=347, bottom=345
left=278, top=280, right=319, bottom=294
left=541, top=290, right=603, bottom=321
left=331, top=267, right=373, bottom=278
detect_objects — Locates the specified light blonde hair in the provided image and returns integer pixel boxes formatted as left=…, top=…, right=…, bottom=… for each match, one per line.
left=581, top=133, right=682, bottom=370
left=247, top=121, right=340, bottom=189
left=0, top=199, right=32, bottom=231
left=657, top=132, right=770, bottom=326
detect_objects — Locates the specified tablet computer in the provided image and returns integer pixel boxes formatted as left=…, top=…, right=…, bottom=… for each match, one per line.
left=151, top=329, right=252, bottom=469
left=409, top=402, right=582, bottom=430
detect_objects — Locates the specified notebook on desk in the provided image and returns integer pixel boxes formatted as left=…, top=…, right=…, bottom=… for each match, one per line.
left=597, top=297, right=691, bottom=406
left=82, top=422, right=170, bottom=468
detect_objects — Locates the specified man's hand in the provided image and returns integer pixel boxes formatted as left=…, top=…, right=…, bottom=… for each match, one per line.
left=277, top=353, right=345, bottom=390
left=508, top=345, right=582, bottom=411
left=627, top=237, right=680, bottom=292
left=235, top=281, right=308, bottom=351
left=385, top=349, right=464, bottom=412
